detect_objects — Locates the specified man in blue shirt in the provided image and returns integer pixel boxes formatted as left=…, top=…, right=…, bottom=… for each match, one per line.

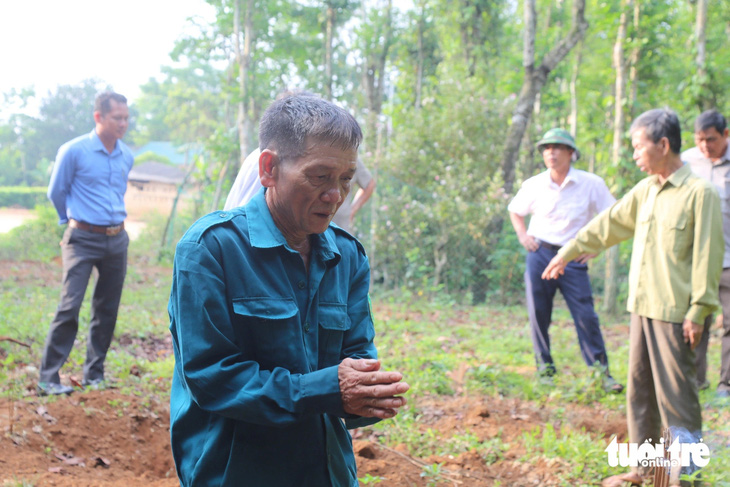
left=39, top=92, right=134, bottom=396
left=168, top=93, right=409, bottom=487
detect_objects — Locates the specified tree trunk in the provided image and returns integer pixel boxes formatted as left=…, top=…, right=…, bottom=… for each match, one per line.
left=628, top=0, right=640, bottom=116
left=500, top=0, right=588, bottom=194
left=568, top=40, right=583, bottom=138
left=159, top=155, right=197, bottom=260
left=362, top=0, right=393, bottom=152
left=324, top=4, right=335, bottom=101
left=603, top=0, right=632, bottom=315
left=415, top=1, right=425, bottom=109
left=234, top=0, right=253, bottom=165
left=694, top=0, right=710, bottom=110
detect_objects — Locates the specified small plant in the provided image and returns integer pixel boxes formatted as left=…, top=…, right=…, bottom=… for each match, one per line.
left=358, top=473, right=385, bottom=484
left=420, top=462, right=445, bottom=487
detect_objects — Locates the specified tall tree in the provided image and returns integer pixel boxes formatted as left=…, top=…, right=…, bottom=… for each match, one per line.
left=358, top=0, right=395, bottom=152
left=693, top=0, right=710, bottom=110
left=603, top=0, right=633, bottom=315
left=234, top=0, right=254, bottom=163
left=500, top=0, right=588, bottom=194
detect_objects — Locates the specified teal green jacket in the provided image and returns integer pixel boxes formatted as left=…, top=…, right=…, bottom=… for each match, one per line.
left=168, top=190, right=378, bottom=487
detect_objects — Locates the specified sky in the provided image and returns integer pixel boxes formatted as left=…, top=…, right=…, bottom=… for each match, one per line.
left=0, top=0, right=215, bottom=111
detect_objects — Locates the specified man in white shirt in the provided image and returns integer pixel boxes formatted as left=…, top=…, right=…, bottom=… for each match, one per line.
left=224, top=151, right=375, bottom=234
left=684, top=109, right=730, bottom=399
left=508, top=128, right=622, bottom=392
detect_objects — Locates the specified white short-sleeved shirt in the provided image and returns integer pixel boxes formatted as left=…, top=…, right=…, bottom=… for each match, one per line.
left=508, top=166, right=616, bottom=246
left=223, top=149, right=262, bottom=211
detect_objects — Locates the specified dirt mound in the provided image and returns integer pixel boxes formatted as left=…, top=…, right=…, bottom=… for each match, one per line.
left=1, top=390, right=177, bottom=486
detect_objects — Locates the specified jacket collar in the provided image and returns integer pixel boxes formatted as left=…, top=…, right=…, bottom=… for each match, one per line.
left=246, top=188, right=341, bottom=264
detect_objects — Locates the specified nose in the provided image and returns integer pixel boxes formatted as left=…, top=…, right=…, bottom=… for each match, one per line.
left=321, top=187, right=342, bottom=204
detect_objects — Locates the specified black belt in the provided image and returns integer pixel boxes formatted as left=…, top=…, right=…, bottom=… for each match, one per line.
left=69, top=219, right=125, bottom=236
left=537, top=240, right=562, bottom=252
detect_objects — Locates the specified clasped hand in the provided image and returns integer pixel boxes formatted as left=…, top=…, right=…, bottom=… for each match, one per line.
left=338, top=358, right=409, bottom=419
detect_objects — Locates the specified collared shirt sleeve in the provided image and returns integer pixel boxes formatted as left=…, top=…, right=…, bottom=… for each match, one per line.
left=592, top=177, right=617, bottom=213
left=686, top=184, right=723, bottom=323
left=559, top=186, right=639, bottom=262
left=353, top=158, right=373, bottom=189
left=339, top=238, right=381, bottom=429
left=47, top=143, right=75, bottom=224
left=507, top=179, right=534, bottom=216
left=169, top=239, right=344, bottom=427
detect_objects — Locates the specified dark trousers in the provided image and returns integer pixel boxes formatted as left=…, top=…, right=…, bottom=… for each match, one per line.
left=694, top=267, right=730, bottom=391
left=719, top=268, right=730, bottom=392
left=524, top=244, right=609, bottom=374
left=39, top=226, right=128, bottom=384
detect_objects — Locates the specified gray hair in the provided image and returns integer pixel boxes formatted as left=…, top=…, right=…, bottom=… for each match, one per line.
left=695, top=109, right=727, bottom=134
left=258, top=93, right=362, bottom=163
left=630, top=108, right=682, bottom=154
left=95, top=92, right=127, bottom=116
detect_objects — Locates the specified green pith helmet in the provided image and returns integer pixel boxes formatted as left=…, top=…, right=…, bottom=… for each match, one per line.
left=536, top=128, right=580, bottom=160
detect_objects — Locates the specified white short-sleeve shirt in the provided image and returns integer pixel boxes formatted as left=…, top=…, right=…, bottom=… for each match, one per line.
left=508, top=166, right=616, bottom=246
left=224, top=149, right=262, bottom=211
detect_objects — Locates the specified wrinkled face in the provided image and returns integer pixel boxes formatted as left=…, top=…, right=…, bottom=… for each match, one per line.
left=631, top=128, right=666, bottom=175
left=695, top=127, right=729, bottom=161
left=269, top=142, right=357, bottom=237
left=541, top=143, right=573, bottom=173
left=96, top=100, right=129, bottom=141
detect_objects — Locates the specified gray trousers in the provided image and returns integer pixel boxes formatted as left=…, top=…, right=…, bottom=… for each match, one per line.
left=39, top=226, right=128, bottom=384
left=627, top=314, right=702, bottom=478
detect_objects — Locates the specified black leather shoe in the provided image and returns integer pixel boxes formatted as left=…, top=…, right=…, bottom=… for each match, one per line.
left=37, top=382, right=74, bottom=396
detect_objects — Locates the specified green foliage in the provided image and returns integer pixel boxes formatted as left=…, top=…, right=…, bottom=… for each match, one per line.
left=0, top=79, right=111, bottom=186
left=0, top=186, right=47, bottom=209
left=0, top=204, right=64, bottom=261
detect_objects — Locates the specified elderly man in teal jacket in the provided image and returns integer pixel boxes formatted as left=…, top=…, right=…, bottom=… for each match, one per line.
left=168, top=93, right=409, bottom=487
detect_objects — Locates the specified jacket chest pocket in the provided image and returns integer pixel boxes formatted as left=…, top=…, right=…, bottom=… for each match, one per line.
left=232, top=297, right=299, bottom=367
left=318, top=303, right=351, bottom=367
left=658, top=212, right=690, bottom=254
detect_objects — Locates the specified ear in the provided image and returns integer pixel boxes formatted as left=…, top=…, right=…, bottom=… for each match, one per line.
left=659, top=137, right=671, bottom=155
left=724, top=128, right=729, bottom=139
left=93, top=111, right=102, bottom=124
left=259, top=149, right=279, bottom=188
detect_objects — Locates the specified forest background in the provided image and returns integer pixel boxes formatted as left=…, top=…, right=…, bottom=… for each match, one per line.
left=1, top=0, right=729, bottom=308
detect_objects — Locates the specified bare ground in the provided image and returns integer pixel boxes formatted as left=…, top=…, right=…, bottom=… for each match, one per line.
left=0, top=261, right=628, bottom=486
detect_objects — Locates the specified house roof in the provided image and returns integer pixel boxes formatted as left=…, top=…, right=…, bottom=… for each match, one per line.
left=128, top=161, right=186, bottom=185
left=131, top=141, right=201, bottom=165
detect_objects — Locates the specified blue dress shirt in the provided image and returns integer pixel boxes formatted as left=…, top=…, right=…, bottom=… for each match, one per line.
left=47, top=130, right=134, bottom=225
left=168, top=189, right=379, bottom=487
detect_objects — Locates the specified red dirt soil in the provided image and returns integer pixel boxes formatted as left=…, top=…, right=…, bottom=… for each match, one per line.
left=0, top=389, right=626, bottom=486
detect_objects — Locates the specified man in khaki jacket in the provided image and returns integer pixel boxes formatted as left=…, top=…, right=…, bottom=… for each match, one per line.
left=544, top=108, right=723, bottom=486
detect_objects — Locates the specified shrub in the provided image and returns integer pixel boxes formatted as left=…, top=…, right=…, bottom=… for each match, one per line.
left=0, top=186, right=48, bottom=209
left=0, top=204, right=64, bottom=261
